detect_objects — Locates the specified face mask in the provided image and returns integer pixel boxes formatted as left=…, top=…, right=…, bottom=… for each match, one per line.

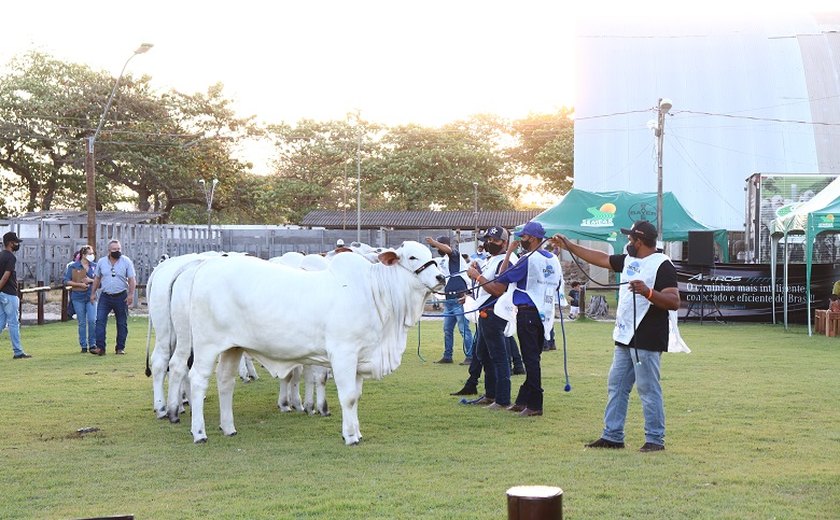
left=86, top=254, right=95, bottom=262
left=626, top=240, right=638, bottom=257
left=11, top=244, right=20, bottom=252
left=484, top=242, right=503, bottom=256
left=110, top=251, right=122, bottom=260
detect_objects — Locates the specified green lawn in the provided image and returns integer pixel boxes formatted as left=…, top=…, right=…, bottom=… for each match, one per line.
left=1, top=316, right=837, bottom=519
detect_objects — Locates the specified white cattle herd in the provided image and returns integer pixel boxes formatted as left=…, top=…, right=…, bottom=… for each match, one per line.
left=145, top=241, right=444, bottom=445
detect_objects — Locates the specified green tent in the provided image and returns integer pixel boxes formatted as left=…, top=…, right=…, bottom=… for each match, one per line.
left=524, top=189, right=728, bottom=258
left=769, top=175, right=840, bottom=335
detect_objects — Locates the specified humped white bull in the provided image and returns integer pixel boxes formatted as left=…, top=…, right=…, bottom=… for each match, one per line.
left=165, top=240, right=444, bottom=444
left=145, top=251, right=227, bottom=418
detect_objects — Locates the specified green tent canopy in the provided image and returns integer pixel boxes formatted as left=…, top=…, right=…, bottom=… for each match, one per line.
left=769, top=175, right=840, bottom=335
left=522, top=189, right=728, bottom=259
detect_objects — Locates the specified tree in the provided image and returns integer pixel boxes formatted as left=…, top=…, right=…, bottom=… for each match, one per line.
left=363, top=120, right=516, bottom=211
left=509, top=108, right=574, bottom=195
left=0, top=52, right=105, bottom=212
left=0, top=52, right=256, bottom=222
left=264, top=118, right=366, bottom=223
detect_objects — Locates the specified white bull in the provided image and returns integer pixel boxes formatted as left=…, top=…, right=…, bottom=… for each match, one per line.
left=277, top=364, right=331, bottom=416
left=166, top=241, right=444, bottom=444
left=146, top=251, right=226, bottom=418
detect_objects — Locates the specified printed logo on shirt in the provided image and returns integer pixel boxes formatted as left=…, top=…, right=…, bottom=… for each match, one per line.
left=626, top=260, right=641, bottom=277
left=543, top=264, right=556, bottom=278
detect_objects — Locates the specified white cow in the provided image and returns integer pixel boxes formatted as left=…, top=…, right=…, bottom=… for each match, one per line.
left=166, top=241, right=444, bottom=444
left=145, top=251, right=226, bottom=418
left=269, top=251, right=304, bottom=268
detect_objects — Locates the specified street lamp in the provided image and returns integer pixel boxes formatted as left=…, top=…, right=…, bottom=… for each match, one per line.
left=198, top=178, right=218, bottom=234
left=85, top=43, right=153, bottom=249
left=655, top=97, right=672, bottom=243
left=473, top=182, right=479, bottom=249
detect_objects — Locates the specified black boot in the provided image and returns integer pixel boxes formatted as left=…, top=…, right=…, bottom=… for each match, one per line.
left=450, top=384, right=478, bottom=396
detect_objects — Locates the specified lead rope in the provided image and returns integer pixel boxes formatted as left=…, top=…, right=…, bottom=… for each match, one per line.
left=556, top=288, right=571, bottom=392
left=556, top=236, right=640, bottom=364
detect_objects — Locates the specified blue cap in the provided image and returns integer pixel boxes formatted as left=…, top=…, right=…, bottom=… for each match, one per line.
left=515, top=221, right=545, bottom=240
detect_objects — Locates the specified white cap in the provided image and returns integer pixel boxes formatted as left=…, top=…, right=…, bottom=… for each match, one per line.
left=336, top=239, right=345, bottom=247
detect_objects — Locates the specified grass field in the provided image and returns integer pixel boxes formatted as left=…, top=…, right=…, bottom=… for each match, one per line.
left=1, top=315, right=838, bottom=519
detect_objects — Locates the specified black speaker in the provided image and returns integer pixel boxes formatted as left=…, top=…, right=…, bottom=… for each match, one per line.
left=688, top=231, right=715, bottom=266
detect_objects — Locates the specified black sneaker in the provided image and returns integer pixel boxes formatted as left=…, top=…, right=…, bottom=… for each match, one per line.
left=13, top=353, right=32, bottom=359
left=81, top=349, right=88, bottom=354
left=639, top=442, right=665, bottom=452
left=512, top=365, right=526, bottom=375
left=433, top=357, right=453, bottom=364
left=585, top=438, right=625, bottom=449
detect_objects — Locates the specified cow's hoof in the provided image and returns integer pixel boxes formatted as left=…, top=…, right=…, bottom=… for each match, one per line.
left=155, top=410, right=167, bottom=419
left=194, top=437, right=207, bottom=444
left=224, top=430, right=237, bottom=437
left=168, top=416, right=180, bottom=424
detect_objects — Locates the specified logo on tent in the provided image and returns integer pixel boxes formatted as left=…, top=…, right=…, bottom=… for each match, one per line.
left=581, top=203, right=616, bottom=227
left=818, top=214, right=837, bottom=229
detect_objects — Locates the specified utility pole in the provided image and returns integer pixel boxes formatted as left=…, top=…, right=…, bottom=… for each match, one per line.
left=355, top=109, right=362, bottom=243
left=655, top=97, right=672, bottom=243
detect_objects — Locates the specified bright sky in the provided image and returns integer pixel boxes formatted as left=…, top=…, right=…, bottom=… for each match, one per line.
left=2, top=0, right=836, bottom=168
left=3, top=0, right=836, bottom=125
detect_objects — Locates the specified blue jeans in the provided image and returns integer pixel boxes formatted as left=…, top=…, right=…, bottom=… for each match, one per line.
left=95, top=291, right=129, bottom=351
left=602, top=346, right=665, bottom=446
left=72, top=297, right=97, bottom=349
left=0, top=292, right=24, bottom=356
left=442, top=297, right=473, bottom=360
left=513, top=308, right=545, bottom=410
left=476, top=312, right=511, bottom=405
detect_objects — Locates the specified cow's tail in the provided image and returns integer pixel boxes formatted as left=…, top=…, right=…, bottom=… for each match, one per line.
left=144, top=269, right=156, bottom=377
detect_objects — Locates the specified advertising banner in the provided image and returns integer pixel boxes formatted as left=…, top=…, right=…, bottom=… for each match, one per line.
left=675, top=261, right=838, bottom=323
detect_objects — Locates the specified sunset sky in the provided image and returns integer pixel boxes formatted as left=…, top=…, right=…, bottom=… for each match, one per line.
left=1, top=0, right=835, bottom=172
left=3, top=1, right=835, bottom=125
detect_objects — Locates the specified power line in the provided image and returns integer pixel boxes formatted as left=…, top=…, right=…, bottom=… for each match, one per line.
left=674, top=109, right=840, bottom=127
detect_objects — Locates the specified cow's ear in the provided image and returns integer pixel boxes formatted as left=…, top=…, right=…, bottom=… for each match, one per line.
left=378, top=250, right=399, bottom=265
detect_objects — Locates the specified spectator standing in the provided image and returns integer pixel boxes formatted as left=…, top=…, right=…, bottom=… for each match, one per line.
left=569, top=281, right=581, bottom=320
left=552, top=220, right=680, bottom=452
left=426, top=235, right=473, bottom=364
left=0, top=232, right=30, bottom=359
left=90, top=239, right=136, bottom=356
left=63, top=245, right=97, bottom=353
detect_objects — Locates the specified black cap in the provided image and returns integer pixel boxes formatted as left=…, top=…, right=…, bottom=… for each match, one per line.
left=619, top=220, right=657, bottom=242
left=436, top=235, right=450, bottom=246
left=482, top=226, right=509, bottom=242
left=3, top=231, right=22, bottom=245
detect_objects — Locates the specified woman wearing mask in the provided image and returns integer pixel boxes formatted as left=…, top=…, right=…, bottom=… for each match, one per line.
left=63, top=245, right=97, bottom=353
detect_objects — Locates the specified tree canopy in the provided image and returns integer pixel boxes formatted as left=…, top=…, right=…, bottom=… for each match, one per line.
left=0, top=51, right=574, bottom=224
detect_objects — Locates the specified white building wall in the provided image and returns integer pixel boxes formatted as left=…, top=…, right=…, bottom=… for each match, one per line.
left=574, top=13, right=840, bottom=231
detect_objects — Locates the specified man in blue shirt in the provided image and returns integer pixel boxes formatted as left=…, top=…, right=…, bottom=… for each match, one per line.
left=426, top=235, right=473, bottom=364
left=90, top=239, right=137, bottom=356
left=478, top=221, right=562, bottom=417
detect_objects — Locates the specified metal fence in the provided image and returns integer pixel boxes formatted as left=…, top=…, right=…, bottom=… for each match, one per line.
left=4, top=220, right=476, bottom=287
